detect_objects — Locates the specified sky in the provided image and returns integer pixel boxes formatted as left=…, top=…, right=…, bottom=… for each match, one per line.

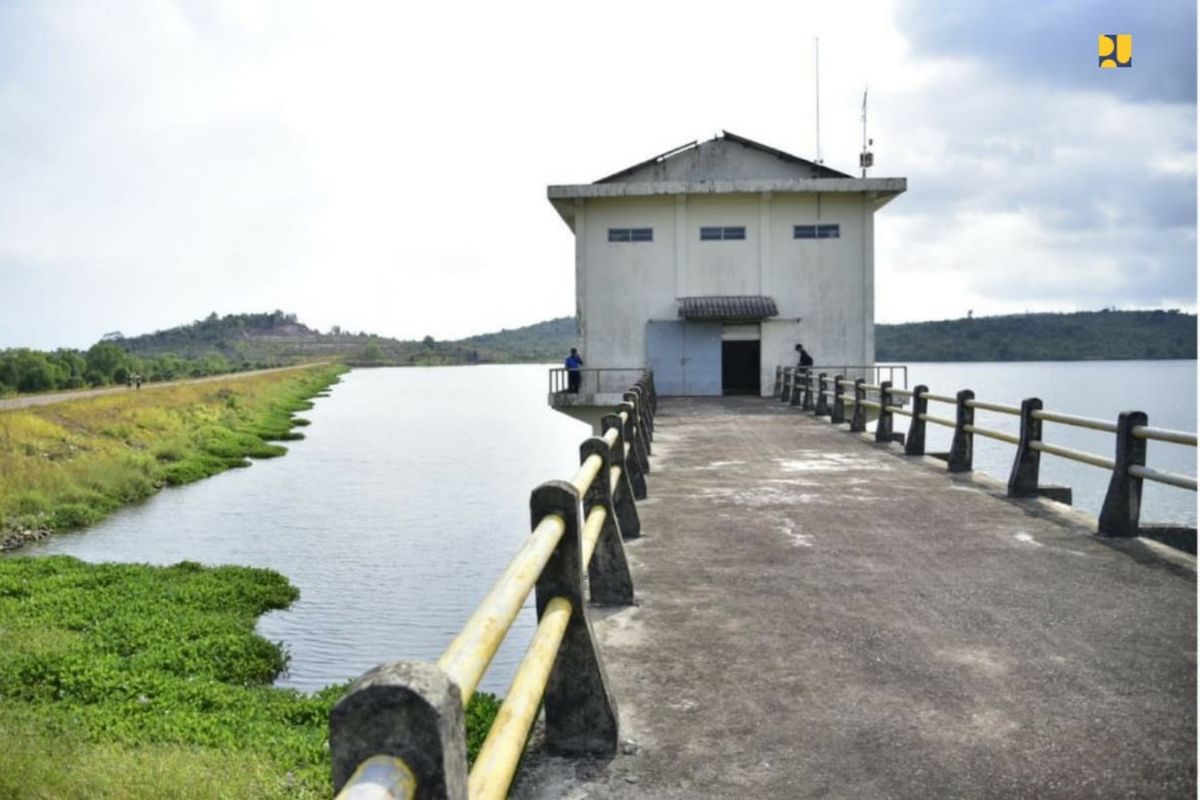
left=0, top=0, right=1195, bottom=349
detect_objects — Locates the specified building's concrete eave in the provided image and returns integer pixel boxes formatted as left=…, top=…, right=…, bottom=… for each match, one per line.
left=548, top=178, right=906, bottom=226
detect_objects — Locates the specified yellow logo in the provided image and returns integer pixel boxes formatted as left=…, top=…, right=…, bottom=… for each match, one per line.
left=1099, top=34, right=1132, bottom=68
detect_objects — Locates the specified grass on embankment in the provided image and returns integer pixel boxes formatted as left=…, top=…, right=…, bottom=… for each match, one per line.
left=0, top=365, right=343, bottom=548
left=0, top=556, right=502, bottom=799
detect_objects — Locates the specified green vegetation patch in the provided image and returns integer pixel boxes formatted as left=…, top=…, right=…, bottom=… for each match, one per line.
left=0, top=556, right=501, bottom=799
left=0, top=365, right=344, bottom=543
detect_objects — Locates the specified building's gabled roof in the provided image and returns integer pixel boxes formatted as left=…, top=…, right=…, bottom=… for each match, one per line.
left=596, top=130, right=850, bottom=184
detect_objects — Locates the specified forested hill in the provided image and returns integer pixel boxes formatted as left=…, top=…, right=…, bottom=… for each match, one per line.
left=876, top=310, right=1196, bottom=362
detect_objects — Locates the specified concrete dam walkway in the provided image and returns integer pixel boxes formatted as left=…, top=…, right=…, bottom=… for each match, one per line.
left=515, top=397, right=1196, bottom=799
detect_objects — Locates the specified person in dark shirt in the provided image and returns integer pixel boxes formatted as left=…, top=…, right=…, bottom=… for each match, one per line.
left=565, top=348, right=584, bottom=394
left=796, top=343, right=814, bottom=373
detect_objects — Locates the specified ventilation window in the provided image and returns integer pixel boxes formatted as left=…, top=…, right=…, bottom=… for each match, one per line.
left=794, top=224, right=840, bottom=239
left=700, top=226, right=746, bottom=241
left=609, top=228, right=653, bottom=242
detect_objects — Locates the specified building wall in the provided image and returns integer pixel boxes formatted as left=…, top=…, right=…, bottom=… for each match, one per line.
left=577, top=192, right=874, bottom=395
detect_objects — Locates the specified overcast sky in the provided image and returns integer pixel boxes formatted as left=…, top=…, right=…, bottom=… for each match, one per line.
left=0, top=0, right=1195, bottom=349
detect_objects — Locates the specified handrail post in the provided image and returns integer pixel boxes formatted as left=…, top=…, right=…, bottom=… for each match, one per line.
left=814, top=373, right=830, bottom=416
left=1098, top=411, right=1149, bottom=537
left=624, top=391, right=651, bottom=455
left=830, top=375, right=847, bottom=424
left=774, top=366, right=782, bottom=399
left=947, top=389, right=975, bottom=472
left=875, top=381, right=895, bottom=443
left=330, top=662, right=469, bottom=798
left=613, top=402, right=648, bottom=499
left=579, top=437, right=634, bottom=605
left=904, top=385, right=928, bottom=456
left=621, top=399, right=651, bottom=475
left=530, top=481, right=619, bottom=755
left=849, top=378, right=867, bottom=433
left=602, top=413, right=641, bottom=539
left=1007, top=398, right=1043, bottom=496
left=780, top=368, right=793, bottom=403
left=789, top=371, right=803, bottom=406
left=802, top=371, right=814, bottom=411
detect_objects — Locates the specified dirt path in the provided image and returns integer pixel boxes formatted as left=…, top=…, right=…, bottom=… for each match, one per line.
left=0, top=363, right=330, bottom=412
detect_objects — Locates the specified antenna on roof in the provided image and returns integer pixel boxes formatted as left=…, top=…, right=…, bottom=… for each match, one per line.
left=814, top=37, right=822, bottom=165
left=859, top=87, right=874, bottom=178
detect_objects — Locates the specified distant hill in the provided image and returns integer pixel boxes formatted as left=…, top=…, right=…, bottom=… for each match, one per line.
left=110, top=311, right=578, bottom=368
left=876, top=310, right=1195, bottom=362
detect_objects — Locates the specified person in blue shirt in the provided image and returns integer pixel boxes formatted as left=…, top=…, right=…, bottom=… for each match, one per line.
left=565, top=347, right=583, bottom=393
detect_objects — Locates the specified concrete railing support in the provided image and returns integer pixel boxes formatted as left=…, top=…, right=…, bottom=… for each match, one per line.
left=814, top=373, right=830, bottom=417
left=623, top=391, right=651, bottom=456
left=947, top=389, right=975, bottom=472
left=830, top=375, right=847, bottom=425
left=780, top=368, right=793, bottom=403
left=1098, top=411, right=1149, bottom=538
left=774, top=366, right=783, bottom=399
left=850, top=378, right=867, bottom=433
left=904, top=386, right=929, bottom=456
left=601, top=413, right=642, bottom=539
left=607, top=407, right=647, bottom=500
left=1007, top=398, right=1043, bottom=496
left=579, top=438, right=635, bottom=605
left=802, top=372, right=814, bottom=411
left=875, top=381, right=895, bottom=444
left=789, top=372, right=803, bottom=406
left=330, top=662, right=469, bottom=798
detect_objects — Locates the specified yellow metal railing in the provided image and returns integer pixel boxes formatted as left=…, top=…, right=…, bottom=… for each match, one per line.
left=332, top=371, right=657, bottom=800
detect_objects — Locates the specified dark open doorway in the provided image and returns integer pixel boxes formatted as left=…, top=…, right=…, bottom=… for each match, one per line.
left=721, top=340, right=760, bottom=395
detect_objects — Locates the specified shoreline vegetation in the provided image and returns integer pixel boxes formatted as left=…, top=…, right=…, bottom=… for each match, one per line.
left=0, top=364, right=345, bottom=552
left=0, top=363, right=501, bottom=797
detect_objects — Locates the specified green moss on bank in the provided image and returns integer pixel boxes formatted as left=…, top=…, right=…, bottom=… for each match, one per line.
left=0, top=556, right=502, bottom=798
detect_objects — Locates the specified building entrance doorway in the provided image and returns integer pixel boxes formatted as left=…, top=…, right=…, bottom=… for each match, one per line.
left=721, top=340, right=760, bottom=395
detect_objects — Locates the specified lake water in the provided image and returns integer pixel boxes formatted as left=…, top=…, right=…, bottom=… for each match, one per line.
left=15, top=361, right=1196, bottom=694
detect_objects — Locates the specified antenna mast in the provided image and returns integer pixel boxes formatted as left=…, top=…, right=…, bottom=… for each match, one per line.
left=859, top=86, right=874, bottom=177
left=814, top=37, right=822, bottom=164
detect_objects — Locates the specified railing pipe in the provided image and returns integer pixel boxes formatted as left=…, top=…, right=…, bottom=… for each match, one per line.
left=336, top=756, right=417, bottom=800
left=1032, top=409, right=1118, bottom=434
left=1133, top=425, right=1197, bottom=446
left=1129, top=465, right=1198, bottom=491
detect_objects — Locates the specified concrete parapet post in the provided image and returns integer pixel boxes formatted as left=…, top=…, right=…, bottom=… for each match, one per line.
left=1098, top=411, right=1149, bottom=538
left=814, top=373, right=830, bottom=417
left=623, top=391, right=651, bottom=455
left=609, top=407, right=647, bottom=500
left=774, top=366, right=783, bottom=399
left=531, top=481, right=619, bottom=756
left=905, top=386, right=929, bottom=456
left=621, top=400, right=651, bottom=476
left=830, top=376, right=847, bottom=425
left=330, top=661, right=468, bottom=798
left=780, top=368, right=793, bottom=403
left=947, top=389, right=975, bottom=473
left=875, top=381, right=895, bottom=444
left=634, top=379, right=655, bottom=438
left=1007, top=398, right=1043, bottom=496
left=789, top=372, right=803, bottom=406
left=579, top=438, right=635, bottom=606
left=601, top=413, right=642, bottom=537
left=802, top=372, right=814, bottom=411
left=850, top=379, right=867, bottom=433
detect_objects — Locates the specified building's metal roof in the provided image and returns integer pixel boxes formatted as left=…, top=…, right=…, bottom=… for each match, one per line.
left=596, top=130, right=850, bottom=184
left=678, top=296, right=780, bottom=321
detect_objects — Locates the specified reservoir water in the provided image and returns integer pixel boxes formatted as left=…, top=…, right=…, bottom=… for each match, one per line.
left=17, top=360, right=1196, bottom=694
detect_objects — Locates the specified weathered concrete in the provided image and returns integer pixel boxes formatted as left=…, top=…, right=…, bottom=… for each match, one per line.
left=514, top=397, right=1196, bottom=799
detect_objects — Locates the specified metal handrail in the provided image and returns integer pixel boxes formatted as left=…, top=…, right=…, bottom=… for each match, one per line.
left=920, top=413, right=957, bottom=428
left=921, top=391, right=957, bottom=404
left=1133, top=426, right=1198, bottom=446
left=1032, top=409, right=1118, bottom=434
left=1130, top=464, right=1198, bottom=491
left=966, top=399, right=1021, bottom=416
left=1030, top=441, right=1116, bottom=471
left=334, top=372, right=657, bottom=800
left=963, top=423, right=1020, bottom=446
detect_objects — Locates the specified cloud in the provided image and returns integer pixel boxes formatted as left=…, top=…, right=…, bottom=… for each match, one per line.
left=896, top=0, right=1197, bottom=103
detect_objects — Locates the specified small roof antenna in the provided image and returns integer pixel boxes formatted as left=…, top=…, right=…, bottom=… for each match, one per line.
left=859, top=86, right=874, bottom=178
left=814, top=37, right=822, bottom=165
